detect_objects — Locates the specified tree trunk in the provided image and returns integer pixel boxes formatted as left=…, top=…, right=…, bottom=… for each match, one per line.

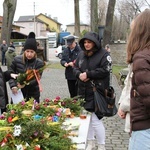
left=90, top=0, right=98, bottom=32
left=103, top=0, right=116, bottom=47
left=74, top=0, right=80, bottom=37
left=1, top=0, right=17, bottom=44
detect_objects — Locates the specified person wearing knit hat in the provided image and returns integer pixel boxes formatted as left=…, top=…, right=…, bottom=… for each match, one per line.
left=9, top=32, right=45, bottom=103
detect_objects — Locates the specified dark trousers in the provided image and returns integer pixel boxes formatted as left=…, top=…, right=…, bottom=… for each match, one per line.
left=1, top=52, right=6, bottom=65
left=67, top=80, right=78, bottom=98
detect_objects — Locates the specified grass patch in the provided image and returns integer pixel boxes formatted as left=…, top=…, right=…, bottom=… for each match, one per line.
left=47, top=62, right=64, bottom=69
left=112, top=64, right=127, bottom=80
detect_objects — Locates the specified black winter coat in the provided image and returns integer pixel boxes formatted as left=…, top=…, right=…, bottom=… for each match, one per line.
left=73, top=49, right=111, bottom=112
left=0, top=67, right=12, bottom=109
left=60, top=44, right=81, bottom=80
left=9, top=55, right=44, bottom=102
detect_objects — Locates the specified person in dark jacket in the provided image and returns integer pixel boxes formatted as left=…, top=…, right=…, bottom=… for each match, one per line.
left=60, top=36, right=81, bottom=98
left=9, top=41, right=15, bottom=49
left=0, top=40, right=8, bottom=66
left=73, top=32, right=112, bottom=150
left=9, top=32, right=45, bottom=103
left=0, top=67, right=18, bottom=114
left=126, top=9, right=150, bottom=150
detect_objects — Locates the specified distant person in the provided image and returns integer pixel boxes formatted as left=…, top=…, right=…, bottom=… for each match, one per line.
left=0, top=40, right=8, bottom=66
left=9, top=41, right=15, bottom=49
left=5, top=45, right=16, bottom=69
left=36, top=42, right=46, bottom=62
left=105, top=44, right=111, bottom=53
left=60, top=36, right=81, bottom=98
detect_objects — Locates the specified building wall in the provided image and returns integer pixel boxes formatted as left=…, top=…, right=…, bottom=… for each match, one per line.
left=15, top=22, right=47, bottom=37
left=12, top=25, right=20, bottom=32
left=110, top=44, right=127, bottom=65
left=67, top=25, right=90, bottom=35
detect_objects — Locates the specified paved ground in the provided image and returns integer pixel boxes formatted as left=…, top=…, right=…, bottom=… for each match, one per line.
left=2, top=48, right=130, bottom=150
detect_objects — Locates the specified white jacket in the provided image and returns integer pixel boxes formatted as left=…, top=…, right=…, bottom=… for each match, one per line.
left=118, top=64, right=132, bottom=133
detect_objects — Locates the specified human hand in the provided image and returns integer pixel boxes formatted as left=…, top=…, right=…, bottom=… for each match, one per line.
left=118, top=107, right=126, bottom=119
left=11, top=87, right=18, bottom=95
left=68, top=62, right=74, bottom=67
left=64, top=63, right=69, bottom=67
left=79, top=72, right=87, bottom=81
left=17, top=83, right=25, bottom=89
left=11, top=73, right=18, bottom=79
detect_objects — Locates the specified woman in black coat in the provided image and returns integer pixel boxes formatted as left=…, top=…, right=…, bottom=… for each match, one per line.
left=73, top=32, right=112, bottom=150
left=9, top=32, right=45, bottom=103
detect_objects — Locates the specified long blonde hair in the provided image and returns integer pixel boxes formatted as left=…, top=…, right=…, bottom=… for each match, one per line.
left=126, top=9, right=150, bottom=63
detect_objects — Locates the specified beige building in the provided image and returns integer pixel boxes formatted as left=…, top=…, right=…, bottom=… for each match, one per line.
left=14, top=14, right=62, bottom=37
left=66, top=22, right=90, bottom=35
left=14, top=15, right=49, bottom=37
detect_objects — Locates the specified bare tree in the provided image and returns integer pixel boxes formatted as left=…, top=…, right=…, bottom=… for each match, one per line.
left=98, top=0, right=107, bottom=26
left=1, top=0, right=17, bottom=44
left=74, top=0, right=80, bottom=37
left=115, top=0, right=149, bottom=42
left=90, top=0, right=98, bottom=32
left=103, top=0, right=116, bottom=46
left=144, top=0, right=150, bottom=7
left=118, top=0, right=147, bottom=25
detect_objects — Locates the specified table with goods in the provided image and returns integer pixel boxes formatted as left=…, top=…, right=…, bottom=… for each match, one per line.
left=0, top=96, right=91, bottom=150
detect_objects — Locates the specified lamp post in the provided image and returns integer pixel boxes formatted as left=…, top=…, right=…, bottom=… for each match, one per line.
left=33, top=2, right=36, bottom=34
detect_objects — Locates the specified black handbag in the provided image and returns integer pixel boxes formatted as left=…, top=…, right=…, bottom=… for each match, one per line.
left=92, top=84, right=117, bottom=119
left=91, top=70, right=118, bottom=119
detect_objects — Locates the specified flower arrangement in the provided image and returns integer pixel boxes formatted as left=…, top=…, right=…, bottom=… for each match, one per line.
left=0, top=97, right=85, bottom=150
left=16, top=64, right=50, bottom=85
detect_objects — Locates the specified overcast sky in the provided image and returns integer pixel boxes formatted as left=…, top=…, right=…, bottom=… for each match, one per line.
left=0, top=0, right=89, bottom=27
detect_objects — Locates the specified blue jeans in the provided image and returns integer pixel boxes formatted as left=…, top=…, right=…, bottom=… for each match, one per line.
left=129, top=128, right=150, bottom=150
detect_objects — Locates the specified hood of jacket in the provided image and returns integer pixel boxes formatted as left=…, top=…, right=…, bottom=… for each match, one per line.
left=7, top=46, right=15, bottom=53
left=79, top=32, right=101, bottom=51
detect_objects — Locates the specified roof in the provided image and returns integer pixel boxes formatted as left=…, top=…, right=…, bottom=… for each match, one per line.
left=36, top=13, right=62, bottom=25
left=17, top=15, right=35, bottom=22
left=11, top=31, right=27, bottom=39
left=16, top=15, right=60, bottom=26
left=66, top=22, right=89, bottom=26
left=16, top=15, right=47, bottom=24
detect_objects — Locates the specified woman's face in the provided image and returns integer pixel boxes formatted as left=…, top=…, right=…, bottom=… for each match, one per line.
left=24, top=49, right=36, bottom=59
left=84, top=39, right=95, bottom=50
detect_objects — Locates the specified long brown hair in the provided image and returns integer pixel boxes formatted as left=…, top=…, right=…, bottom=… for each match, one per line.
left=126, top=9, right=150, bottom=63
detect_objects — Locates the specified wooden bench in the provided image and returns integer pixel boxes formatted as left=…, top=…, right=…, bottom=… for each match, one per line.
left=119, top=68, right=129, bottom=85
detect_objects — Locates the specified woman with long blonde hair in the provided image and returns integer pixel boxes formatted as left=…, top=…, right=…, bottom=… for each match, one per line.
left=9, top=32, right=45, bottom=103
